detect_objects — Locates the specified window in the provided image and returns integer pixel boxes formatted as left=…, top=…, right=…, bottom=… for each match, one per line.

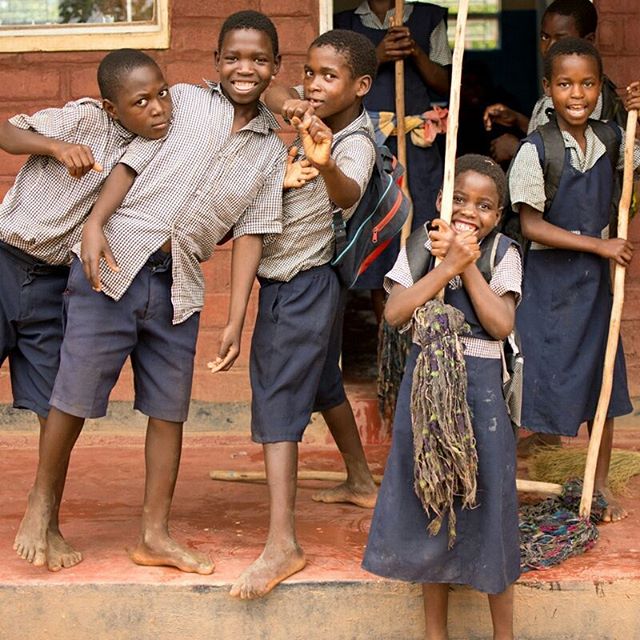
left=0, top=0, right=169, bottom=52
left=430, top=0, right=501, bottom=50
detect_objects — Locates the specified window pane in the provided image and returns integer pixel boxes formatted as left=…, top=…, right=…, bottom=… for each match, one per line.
left=0, top=0, right=155, bottom=26
left=447, top=17, right=500, bottom=50
left=432, top=0, right=501, bottom=14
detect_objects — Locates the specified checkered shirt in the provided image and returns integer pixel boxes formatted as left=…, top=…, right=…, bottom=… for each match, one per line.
left=510, top=123, right=640, bottom=216
left=257, top=105, right=376, bottom=282
left=82, top=82, right=287, bottom=324
left=352, top=0, right=452, bottom=67
left=0, top=99, right=162, bottom=265
left=384, top=237, right=522, bottom=358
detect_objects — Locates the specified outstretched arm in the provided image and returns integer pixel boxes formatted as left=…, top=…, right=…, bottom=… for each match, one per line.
left=0, top=120, right=101, bottom=178
left=80, top=163, right=137, bottom=289
left=209, top=234, right=263, bottom=373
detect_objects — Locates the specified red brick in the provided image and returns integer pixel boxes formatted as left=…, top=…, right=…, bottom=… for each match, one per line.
left=191, top=367, right=251, bottom=403
left=175, top=0, right=259, bottom=18
left=0, top=69, right=61, bottom=101
left=0, top=150, right=28, bottom=178
left=68, top=66, right=101, bottom=101
left=597, top=17, right=625, bottom=55
left=275, top=18, right=317, bottom=55
left=165, top=57, right=214, bottom=85
left=260, top=0, right=315, bottom=17
left=171, top=19, right=225, bottom=52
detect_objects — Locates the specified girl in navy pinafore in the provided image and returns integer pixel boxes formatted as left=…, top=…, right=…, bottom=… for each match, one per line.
left=364, top=156, right=522, bottom=638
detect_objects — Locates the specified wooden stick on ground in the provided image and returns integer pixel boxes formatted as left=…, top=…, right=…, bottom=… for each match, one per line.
left=579, top=109, right=638, bottom=518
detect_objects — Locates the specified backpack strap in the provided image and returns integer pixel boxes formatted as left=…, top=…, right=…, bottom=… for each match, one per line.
left=537, top=114, right=566, bottom=210
left=601, top=76, right=628, bottom=127
left=406, top=223, right=432, bottom=283
left=589, top=119, right=621, bottom=174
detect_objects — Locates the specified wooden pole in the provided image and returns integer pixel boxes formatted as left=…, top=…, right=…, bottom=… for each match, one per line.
left=579, top=109, right=638, bottom=518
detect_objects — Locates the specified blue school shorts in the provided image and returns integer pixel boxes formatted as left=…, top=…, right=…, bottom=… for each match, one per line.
left=50, top=251, right=199, bottom=423
left=0, top=241, right=70, bottom=417
left=250, top=264, right=347, bottom=443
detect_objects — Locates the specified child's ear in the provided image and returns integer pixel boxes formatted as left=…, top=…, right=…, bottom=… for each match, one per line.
left=356, top=74, right=372, bottom=98
left=435, top=189, right=443, bottom=212
left=542, top=77, right=551, bottom=97
left=584, top=32, right=596, bottom=44
left=272, top=54, right=282, bottom=77
left=495, top=206, right=503, bottom=227
left=213, top=50, right=220, bottom=72
left=102, top=98, right=117, bottom=120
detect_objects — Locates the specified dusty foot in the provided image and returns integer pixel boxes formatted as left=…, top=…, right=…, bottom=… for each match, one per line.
left=598, top=486, right=628, bottom=523
left=311, top=481, right=378, bottom=509
left=46, top=529, right=83, bottom=572
left=229, top=544, right=306, bottom=600
left=130, top=535, right=214, bottom=575
left=13, top=491, right=53, bottom=567
left=517, top=432, right=561, bottom=457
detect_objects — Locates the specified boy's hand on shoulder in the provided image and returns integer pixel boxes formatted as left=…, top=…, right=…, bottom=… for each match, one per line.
left=292, top=114, right=332, bottom=169
left=52, top=140, right=103, bottom=179
left=208, top=323, right=242, bottom=373
left=598, top=237, right=634, bottom=267
left=283, top=145, right=319, bottom=189
left=80, top=220, right=119, bottom=291
left=623, top=81, right=640, bottom=115
left=483, top=103, right=517, bottom=131
left=282, top=99, right=314, bottom=123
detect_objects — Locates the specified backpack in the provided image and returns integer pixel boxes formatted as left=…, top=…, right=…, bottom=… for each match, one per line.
left=330, top=130, right=411, bottom=288
left=405, top=225, right=524, bottom=427
left=501, top=113, right=621, bottom=249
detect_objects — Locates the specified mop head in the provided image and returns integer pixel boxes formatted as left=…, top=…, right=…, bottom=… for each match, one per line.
left=411, top=299, right=477, bottom=548
left=529, top=446, right=640, bottom=495
left=377, top=319, right=411, bottom=430
left=519, top=479, right=608, bottom=572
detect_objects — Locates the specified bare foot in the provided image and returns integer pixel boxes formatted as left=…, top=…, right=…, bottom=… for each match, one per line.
left=517, top=432, right=561, bottom=457
left=13, top=491, right=53, bottom=567
left=130, top=535, right=214, bottom=575
left=312, top=481, right=378, bottom=509
left=229, top=544, right=306, bottom=599
left=46, top=529, right=83, bottom=572
left=598, top=486, right=628, bottom=523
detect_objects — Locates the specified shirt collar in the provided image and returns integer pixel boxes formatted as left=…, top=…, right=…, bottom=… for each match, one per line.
left=203, top=79, right=280, bottom=135
left=354, top=0, right=412, bottom=28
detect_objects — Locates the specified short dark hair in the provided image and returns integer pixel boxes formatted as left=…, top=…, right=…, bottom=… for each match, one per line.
left=543, top=37, right=602, bottom=81
left=455, top=154, right=507, bottom=207
left=97, top=49, right=160, bottom=102
left=311, top=29, right=377, bottom=81
left=544, top=0, right=598, bottom=38
left=218, top=10, right=279, bottom=57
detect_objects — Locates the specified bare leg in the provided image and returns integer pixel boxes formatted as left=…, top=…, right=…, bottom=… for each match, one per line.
left=371, top=288, right=385, bottom=326
left=488, top=586, right=514, bottom=640
left=422, top=583, right=449, bottom=640
left=14, top=408, right=85, bottom=567
left=230, top=441, right=306, bottom=599
left=129, top=417, right=213, bottom=574
left=587, top=417, right=628, bottom=522
left=313, top=400, right=377, bottom=508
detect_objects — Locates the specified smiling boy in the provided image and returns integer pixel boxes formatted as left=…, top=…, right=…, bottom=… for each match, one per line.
left=15, top=11, right=288, bottom=574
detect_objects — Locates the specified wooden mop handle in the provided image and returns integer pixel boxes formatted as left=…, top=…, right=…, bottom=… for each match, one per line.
left=579, top=109, right=638, bottom=518
left=434, top=0, right=470, bottom=298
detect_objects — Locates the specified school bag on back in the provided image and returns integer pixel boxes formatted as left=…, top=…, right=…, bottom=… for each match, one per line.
left=500, top=113, right=620, bottom=248
left=331, top=130, right=411, bottom=288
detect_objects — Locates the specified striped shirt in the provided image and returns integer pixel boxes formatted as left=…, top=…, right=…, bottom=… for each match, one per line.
left=257, top=105, right=376, bottom=281
left=352, top=0, right=452, bottom=67
left=83, top=82, right=287, bottom=324
left=384, top=237, right=522, bottom=358
left=510, top=123, right=640, bottom=216
left=0, top=99, right=162, bottom=265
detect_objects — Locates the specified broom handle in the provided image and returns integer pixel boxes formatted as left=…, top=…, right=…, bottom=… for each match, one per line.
left=394, top=0, right=414, bottom=245
left=579, top=109, right=638, bottom=518
left=434, top=0, right=469, bottom=299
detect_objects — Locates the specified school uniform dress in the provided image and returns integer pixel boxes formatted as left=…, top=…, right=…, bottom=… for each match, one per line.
left=510, top=124, right=640, bottom=436
left=51, top=83, right=286, bottom=423
left=334, top=1, right=452, bottom=289
left=251, top=109, right=376, bottom=443
left=0, top=99, right=161, bottom=417
left=363, top=235, right=522, bottom=594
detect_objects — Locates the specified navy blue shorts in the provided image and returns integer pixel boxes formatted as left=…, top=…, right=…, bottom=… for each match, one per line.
left=0, top=241, right=70, bottom=417
left=250, top=264, right=347, bottom=443
left=50, top=253, right=199, bottom=422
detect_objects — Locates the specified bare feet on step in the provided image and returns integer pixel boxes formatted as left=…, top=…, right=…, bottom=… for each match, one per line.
left=13, top=491, right=53, bottom=567
left=598, top=485, right=628, bottom=522
left=46, top=529, right=83, bottom=571
left=312, top=480, right=378, bottom=509
left=230, top=544, right=306, bottom=599
left=130, top=534, right=214, bottom=574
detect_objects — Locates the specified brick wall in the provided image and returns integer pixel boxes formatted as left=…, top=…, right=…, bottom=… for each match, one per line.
left=595, top=0, right=640, bottom=394
left=0, top=1, right=318, bottom=405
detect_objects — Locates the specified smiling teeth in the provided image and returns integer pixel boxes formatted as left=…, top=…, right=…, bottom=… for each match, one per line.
left=234, top=82, right=256, bottom=89
left=454, top=221, right=476, bottom=232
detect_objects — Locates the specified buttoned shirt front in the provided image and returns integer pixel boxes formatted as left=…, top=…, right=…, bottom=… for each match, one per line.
left=0, top=99, right=162, bottom=265
left=85, top=82, right=287, bottom=324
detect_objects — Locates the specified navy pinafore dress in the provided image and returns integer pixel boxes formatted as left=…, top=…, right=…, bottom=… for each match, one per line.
left=517, top=126, right=632, bottom=436
left=363, top=235, right=521, bottom=594
left=334, top=4, right=447, bottom=289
